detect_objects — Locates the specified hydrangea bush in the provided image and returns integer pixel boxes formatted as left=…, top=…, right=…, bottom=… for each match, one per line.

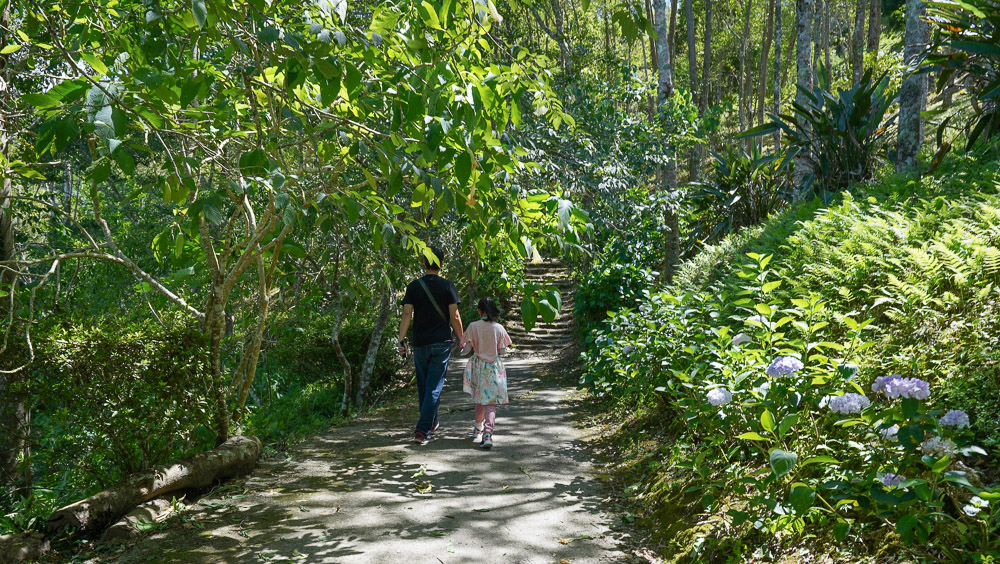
left=581, top=253, right=999, bottom=559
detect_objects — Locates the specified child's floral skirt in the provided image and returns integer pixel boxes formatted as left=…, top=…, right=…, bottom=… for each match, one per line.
left=463, top=354, right=508, bottom=405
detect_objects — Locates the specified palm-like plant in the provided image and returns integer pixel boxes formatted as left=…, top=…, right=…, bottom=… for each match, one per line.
left=739, top=71, right=897, bottom=195
left=689, top=145, right=792, bottom=244
left=927, top=0, right=1000, bottom=148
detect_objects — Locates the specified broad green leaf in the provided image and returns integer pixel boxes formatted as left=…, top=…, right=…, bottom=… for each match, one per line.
left=736, top=432, right=768, bottom=441
left=789, top=486, right=814, bottom=514
left=521, top=296, right=538, bottom=332
left=762, top=280, right=781, bottom=294
left=418, top=1, right=441, bottom=29
left=455, top=151, right=472, bottom=188
left=769, top=449, right=796, bottom=478
left=22, top=93, right=60, bottom=108
left=192, top=0, right=207, bottom=28
left=81, top=52, right=109, bottom=75
left=760, top=409, right=775, bottom=433
left=0, top=44, right=21, bottom=55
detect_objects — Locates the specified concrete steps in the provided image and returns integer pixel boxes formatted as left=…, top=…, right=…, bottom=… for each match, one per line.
left=503, top=260, right=578, bottom=357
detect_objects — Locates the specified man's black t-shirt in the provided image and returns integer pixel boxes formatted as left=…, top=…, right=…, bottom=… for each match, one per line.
left=402, top=274, right=461, bottom=347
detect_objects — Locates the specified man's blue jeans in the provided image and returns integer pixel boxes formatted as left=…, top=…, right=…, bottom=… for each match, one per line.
left=413, top=342, right=451, bottom=435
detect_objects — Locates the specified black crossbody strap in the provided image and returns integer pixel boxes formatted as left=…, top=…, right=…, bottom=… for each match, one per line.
left=417, top=278, right=449, bottom=322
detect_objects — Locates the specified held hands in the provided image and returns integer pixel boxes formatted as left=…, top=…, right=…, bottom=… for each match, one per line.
left=398, top=340, right=407, bottom=358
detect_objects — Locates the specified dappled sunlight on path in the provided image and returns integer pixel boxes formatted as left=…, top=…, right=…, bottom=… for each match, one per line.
left=110, top=357, right=628, bottom=564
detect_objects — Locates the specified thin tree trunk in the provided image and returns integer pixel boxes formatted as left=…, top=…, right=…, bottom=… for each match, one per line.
left=757, top=0, right=775, bottom=129
left=653, top=0, right=679, bottom=282
left=896, top=0, right=928, bottom=172
left=773, top=0, right=782, bottom=147
left=852, top=0, right=867, bottom=83
left=866, top=0, right=881, bottom=52
left=824, top=0, right=832, bottom=83
left=357, top=282, right=391, bottom=406
left=812, top=0, right=822, bottom=86
left=795, top=0, right=814, bottom=189
left=739, top=0, right=754, bottom=135
left=0, top=0, right=29, bottom=495
left=690, top=0, right=712, bottom=182
left=685, top=0, right=697, bottom=99
left=668, top=0, right=678, bottom=76
left=646, top=0, right=659, bottom=119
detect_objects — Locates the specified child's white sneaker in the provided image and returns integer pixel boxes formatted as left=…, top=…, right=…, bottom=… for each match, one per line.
left=472, top=421, right=485, bottom=442
left=480, top=434, right=493, bottom=450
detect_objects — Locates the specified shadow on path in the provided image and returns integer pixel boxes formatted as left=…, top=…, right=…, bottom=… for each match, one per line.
left=108, top=357, right=628, bottom=564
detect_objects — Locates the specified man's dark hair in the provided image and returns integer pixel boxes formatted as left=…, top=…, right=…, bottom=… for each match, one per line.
left=478, top=297, right=500, bottom=322
left=421, top=246, right=445, bottom=270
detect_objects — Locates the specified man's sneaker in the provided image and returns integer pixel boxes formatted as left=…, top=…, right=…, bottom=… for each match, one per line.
left=480, top=434, right=493, bottom=450
left=428, top=422, right=440, bottom=439
left=414, top=431, right=429, bottom=445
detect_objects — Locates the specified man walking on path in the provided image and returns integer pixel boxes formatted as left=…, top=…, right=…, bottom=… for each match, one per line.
left=397, top=247, right=464, bottom=444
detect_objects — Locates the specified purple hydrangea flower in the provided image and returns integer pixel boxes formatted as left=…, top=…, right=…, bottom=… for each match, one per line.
left=881, top=473, right=905, bottom=488
left=939, top=409, right=970, bottom=428
left=920, top=436, right=958, bottom=458
left=827, top=393, right=871, bottom=415
left=766, top=356, right=804, bottom=378
left=732, top=333, right=752, bottom=347
left=873, top=374, right=930, bottom=400
left=707, top=388, right=733, bottom=406
left=871, top=374, right=900, bottom=393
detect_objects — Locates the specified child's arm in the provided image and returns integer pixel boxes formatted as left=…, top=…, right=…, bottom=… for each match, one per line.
left=460, top=328, right=474, bottom=356
left=498, top=325, right=512, bottom=355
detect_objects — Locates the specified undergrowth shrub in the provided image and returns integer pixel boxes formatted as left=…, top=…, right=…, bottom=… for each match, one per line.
left=36, top=315, right=213, bottom=487
left=582, top=254, right=1000, bottom=560
left=573, top=262, right=656, bottom=336
left=580, top=152, right=1000, bottom=559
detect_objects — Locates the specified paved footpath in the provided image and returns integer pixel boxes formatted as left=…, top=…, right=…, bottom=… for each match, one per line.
left=110, top=355, right=629, bottom=564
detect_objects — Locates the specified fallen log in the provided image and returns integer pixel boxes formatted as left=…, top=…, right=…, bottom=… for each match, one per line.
left=47, top=435, right=261, bottom=536
left=0, top=532, right=51, bottom=562
left=99, top=498, right=172, bottom=543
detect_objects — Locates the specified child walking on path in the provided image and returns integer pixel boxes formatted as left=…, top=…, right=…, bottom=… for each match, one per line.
left=459, top=297, right=512, bottom=450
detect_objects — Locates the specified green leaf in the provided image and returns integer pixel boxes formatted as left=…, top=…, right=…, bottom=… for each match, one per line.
left=760, top=409, right=776, bottom=433
left=455, top=151, right=472, bottom=188
left=0, top=44, right=22, bottom=55
left=789, top=486, right=814, bottom=514
left=22, top=93, right=61, bottom=108
left=946, top=40, right=1000, bottom=58
left=896, top=514, right=919, bottom=535
left=257, top=26, right=280, bottom=43
left=238, top=149, right=267, bottom=175
left=418, top=1, right=441, bottom=29
left=192, top=0, right=207, bottom=28
left=521, top=296, right=538, bottom=332
left=761, top=280, right=782, bottom=294
left=281, top=241, right=306, bottom=258
left=736, top=432, right=768, bottom=441
left=801, top=456, right=839, bottom=466
left=769, top=449, right=796, bottom=478
left=833, top=520, right=850, bottom=542
left=81, top=52, right=109, bottom=75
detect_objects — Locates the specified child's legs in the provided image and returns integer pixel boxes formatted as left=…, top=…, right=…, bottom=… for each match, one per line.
left=474, top=404, right=485, bottom=425
left=482, top=404, right=497, bottom=435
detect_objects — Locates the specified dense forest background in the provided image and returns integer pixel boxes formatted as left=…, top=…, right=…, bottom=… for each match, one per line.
left=2, top=0, right=999, bottom=560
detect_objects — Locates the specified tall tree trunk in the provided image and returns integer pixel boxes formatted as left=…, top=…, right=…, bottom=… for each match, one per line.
left=757, top=0, right=776, bottom=129
left=668, top=0, right=678, bottom=71
left=552, top=0, right=570, bottom=75
left=739, top=0, right=754, bottom=134
left=812, top=0, right=822, bottom=86
left=852, top=0, right=867, bottom=83
left=357, top=282, right=391, bottom=406
left=773, top=0, right=782, bottom=148
left=685, top=0, right=697, bottom=99
left=896, top=0, right=928, bottom=172
left=645, top=0, right=659, bottom=119
left=866, top=0, right=881, bottom=52
left=795, top=0, right=814, bottom=189
left=690, top=0, right=711, bottom=182
left=653, top=0, right=679, bottom=282
left=0, top=1, right=30, bottom=496
left=823, top=0, right=832, bottom=83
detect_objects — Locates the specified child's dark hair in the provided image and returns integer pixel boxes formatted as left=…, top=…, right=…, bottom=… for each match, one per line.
left=477, top=297, right=500, bottom=322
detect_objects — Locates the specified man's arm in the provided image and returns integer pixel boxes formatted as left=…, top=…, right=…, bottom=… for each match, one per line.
left=449, top=303, right=464, bottom=342
left=397, top=304, right=413, bottom=356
